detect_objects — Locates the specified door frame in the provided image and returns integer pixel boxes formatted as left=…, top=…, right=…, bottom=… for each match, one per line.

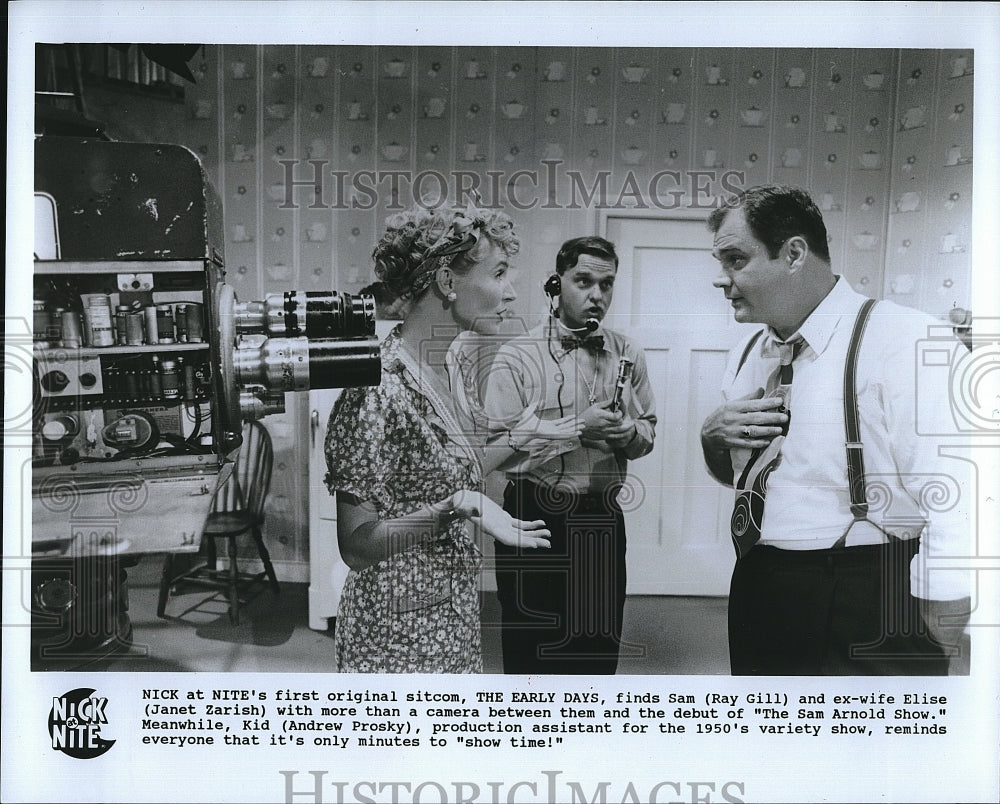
left=598, top=208, right=740, bottom=596
left=599, top=207, right=715, bottom=239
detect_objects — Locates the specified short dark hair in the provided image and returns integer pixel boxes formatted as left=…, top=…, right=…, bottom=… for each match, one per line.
left=707, top=185, right=831, bottom=263
left=556, top=236, right=619, bottom=275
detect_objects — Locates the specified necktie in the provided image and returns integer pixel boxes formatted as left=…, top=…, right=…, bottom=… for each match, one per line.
left=730, top=337, right=804, bottom=558
left=560, top=335, right=605, bottom=354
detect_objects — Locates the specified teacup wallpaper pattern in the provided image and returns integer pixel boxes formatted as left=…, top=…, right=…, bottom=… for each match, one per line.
left=173, top=46, right=974, bottom=321
left=158, top=45, right=973, bottom=568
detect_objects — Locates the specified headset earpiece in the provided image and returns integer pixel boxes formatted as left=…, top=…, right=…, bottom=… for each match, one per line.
left=544, top=274, right=561, bottom=298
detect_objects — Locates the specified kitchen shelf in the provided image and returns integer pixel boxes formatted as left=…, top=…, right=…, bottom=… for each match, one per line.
left=34, top=259, right=206, bottom=276
left=35, top=342, right=210, bottom=358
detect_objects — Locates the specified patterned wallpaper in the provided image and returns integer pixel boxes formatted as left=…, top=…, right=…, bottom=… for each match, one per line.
left=175, top=46, right=974, bottom=314
left=885, top=49, right=975, bottom=313
left=160, top=45, right=974, bottom=567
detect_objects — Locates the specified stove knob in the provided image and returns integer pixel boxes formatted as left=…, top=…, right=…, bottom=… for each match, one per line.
left=41, top=370, right=70, bottom=393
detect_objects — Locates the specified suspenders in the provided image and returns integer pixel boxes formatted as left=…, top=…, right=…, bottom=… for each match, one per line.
left=736, top=329, right=765, bottom=375
left=843, top=298, right=878, bottom=521
left=734, top=298, right=881, bottom=543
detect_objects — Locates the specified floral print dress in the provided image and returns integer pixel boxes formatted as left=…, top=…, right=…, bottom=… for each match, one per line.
left=324, top=328, right=484, bottom=673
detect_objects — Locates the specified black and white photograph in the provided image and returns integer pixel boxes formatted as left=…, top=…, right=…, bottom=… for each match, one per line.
left=4, top=2, right=999, bottom=803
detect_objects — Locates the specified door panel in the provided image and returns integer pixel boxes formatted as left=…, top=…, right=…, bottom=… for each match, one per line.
left=605, top=215, right=755, bottom=594
left=308, top=388, right=347, bottom=629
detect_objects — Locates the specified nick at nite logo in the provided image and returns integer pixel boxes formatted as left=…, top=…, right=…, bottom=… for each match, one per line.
left=49, top=688, right=116, bottom=758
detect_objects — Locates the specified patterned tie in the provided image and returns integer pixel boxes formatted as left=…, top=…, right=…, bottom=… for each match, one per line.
left=560, top=335, right=605, bottom=353
left=730, top=337, right=804, bottom=559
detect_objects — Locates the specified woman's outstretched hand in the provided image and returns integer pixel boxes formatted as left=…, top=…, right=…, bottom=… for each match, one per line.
left=451, top=490, right=551, bottom=549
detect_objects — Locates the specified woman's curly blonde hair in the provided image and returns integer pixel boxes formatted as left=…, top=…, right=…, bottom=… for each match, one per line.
left=370, top=203, right=519, bottom=303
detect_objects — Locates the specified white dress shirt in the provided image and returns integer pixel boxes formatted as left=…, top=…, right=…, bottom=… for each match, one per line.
left=721, top=277, right=973, bottom=601
left=484, top=320, right=657, bottom=495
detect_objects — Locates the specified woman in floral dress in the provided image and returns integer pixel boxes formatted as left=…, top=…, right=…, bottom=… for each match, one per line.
left=325, top=203, right=568, bottom=673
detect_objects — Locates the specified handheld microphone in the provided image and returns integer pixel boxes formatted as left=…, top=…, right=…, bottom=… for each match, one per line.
left=609, top=358, right=634, bottom=413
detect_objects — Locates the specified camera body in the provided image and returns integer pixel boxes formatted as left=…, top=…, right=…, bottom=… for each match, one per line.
left=29, top=136, right=381, bottom=665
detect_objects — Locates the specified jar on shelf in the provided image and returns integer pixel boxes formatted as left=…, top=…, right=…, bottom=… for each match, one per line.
left=81, top=293, right=114, bottom=347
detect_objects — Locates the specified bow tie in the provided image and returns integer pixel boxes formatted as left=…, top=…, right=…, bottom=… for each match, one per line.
left=560, top=335, right=605, bottom=354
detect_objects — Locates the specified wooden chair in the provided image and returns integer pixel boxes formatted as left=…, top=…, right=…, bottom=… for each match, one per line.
left=157, top=421, right=278, bottom=624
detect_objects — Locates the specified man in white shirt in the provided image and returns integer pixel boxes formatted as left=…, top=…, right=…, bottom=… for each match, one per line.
left=701, top=185, right=972, bottom=675
left=484, top=236, right=657, bottom=674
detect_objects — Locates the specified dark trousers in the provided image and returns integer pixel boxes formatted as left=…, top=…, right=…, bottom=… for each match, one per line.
left=494, top=480, right=627, bottom=674
left=729, top=540, right=950, bottom=675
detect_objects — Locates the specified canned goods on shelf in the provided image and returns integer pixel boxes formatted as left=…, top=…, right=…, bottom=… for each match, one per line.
left=175, top=304, right=189, bottom=343
left=81, top=293, right=114, bottom=348
left=185, top=302, right=204, bottom=342
left=115, top=306, right=130, bottom=346
left=156, top=304, right=175, bottom=344
left=160, top=359, right=180, bottom=399
left=60, top=310, right=82, bottom=348
left=125, top=312, right=145, bottom=345
left=143, top=306, right=159, bottom=344
left=34, top=301, right=49, bottom=342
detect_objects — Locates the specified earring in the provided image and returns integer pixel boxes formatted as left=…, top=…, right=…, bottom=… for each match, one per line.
left=446, top=291, right=457, bottom=302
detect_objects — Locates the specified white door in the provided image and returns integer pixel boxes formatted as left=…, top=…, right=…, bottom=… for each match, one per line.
left=307, top=388, right=348, bottom=630
left=603, top=213, right=756, bottom=595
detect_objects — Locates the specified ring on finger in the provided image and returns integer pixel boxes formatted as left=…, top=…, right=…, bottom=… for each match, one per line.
left=743, top=426, right=752, bottom=438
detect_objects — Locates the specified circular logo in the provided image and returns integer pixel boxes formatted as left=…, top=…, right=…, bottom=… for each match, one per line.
left=48, top=688, right=115, bottom=759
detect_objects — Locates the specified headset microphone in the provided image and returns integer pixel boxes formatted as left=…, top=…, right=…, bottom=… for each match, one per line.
left=545, top=276, right=599, bottom=333
left=561, top=318, right=600, bottom=334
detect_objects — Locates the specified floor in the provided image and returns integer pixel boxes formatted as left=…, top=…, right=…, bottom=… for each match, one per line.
left=34, top=553, right=730, bottom=674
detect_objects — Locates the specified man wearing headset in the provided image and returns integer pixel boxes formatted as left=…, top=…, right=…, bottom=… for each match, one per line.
left=483, top=236, right=657, bottom=674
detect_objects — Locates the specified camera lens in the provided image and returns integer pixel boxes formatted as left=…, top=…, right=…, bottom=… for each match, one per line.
left=234, top=291, right=375, bottom=338
left=234, top=336, right=381, bottom=392
left=286, top=290, right=376, bottom=339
